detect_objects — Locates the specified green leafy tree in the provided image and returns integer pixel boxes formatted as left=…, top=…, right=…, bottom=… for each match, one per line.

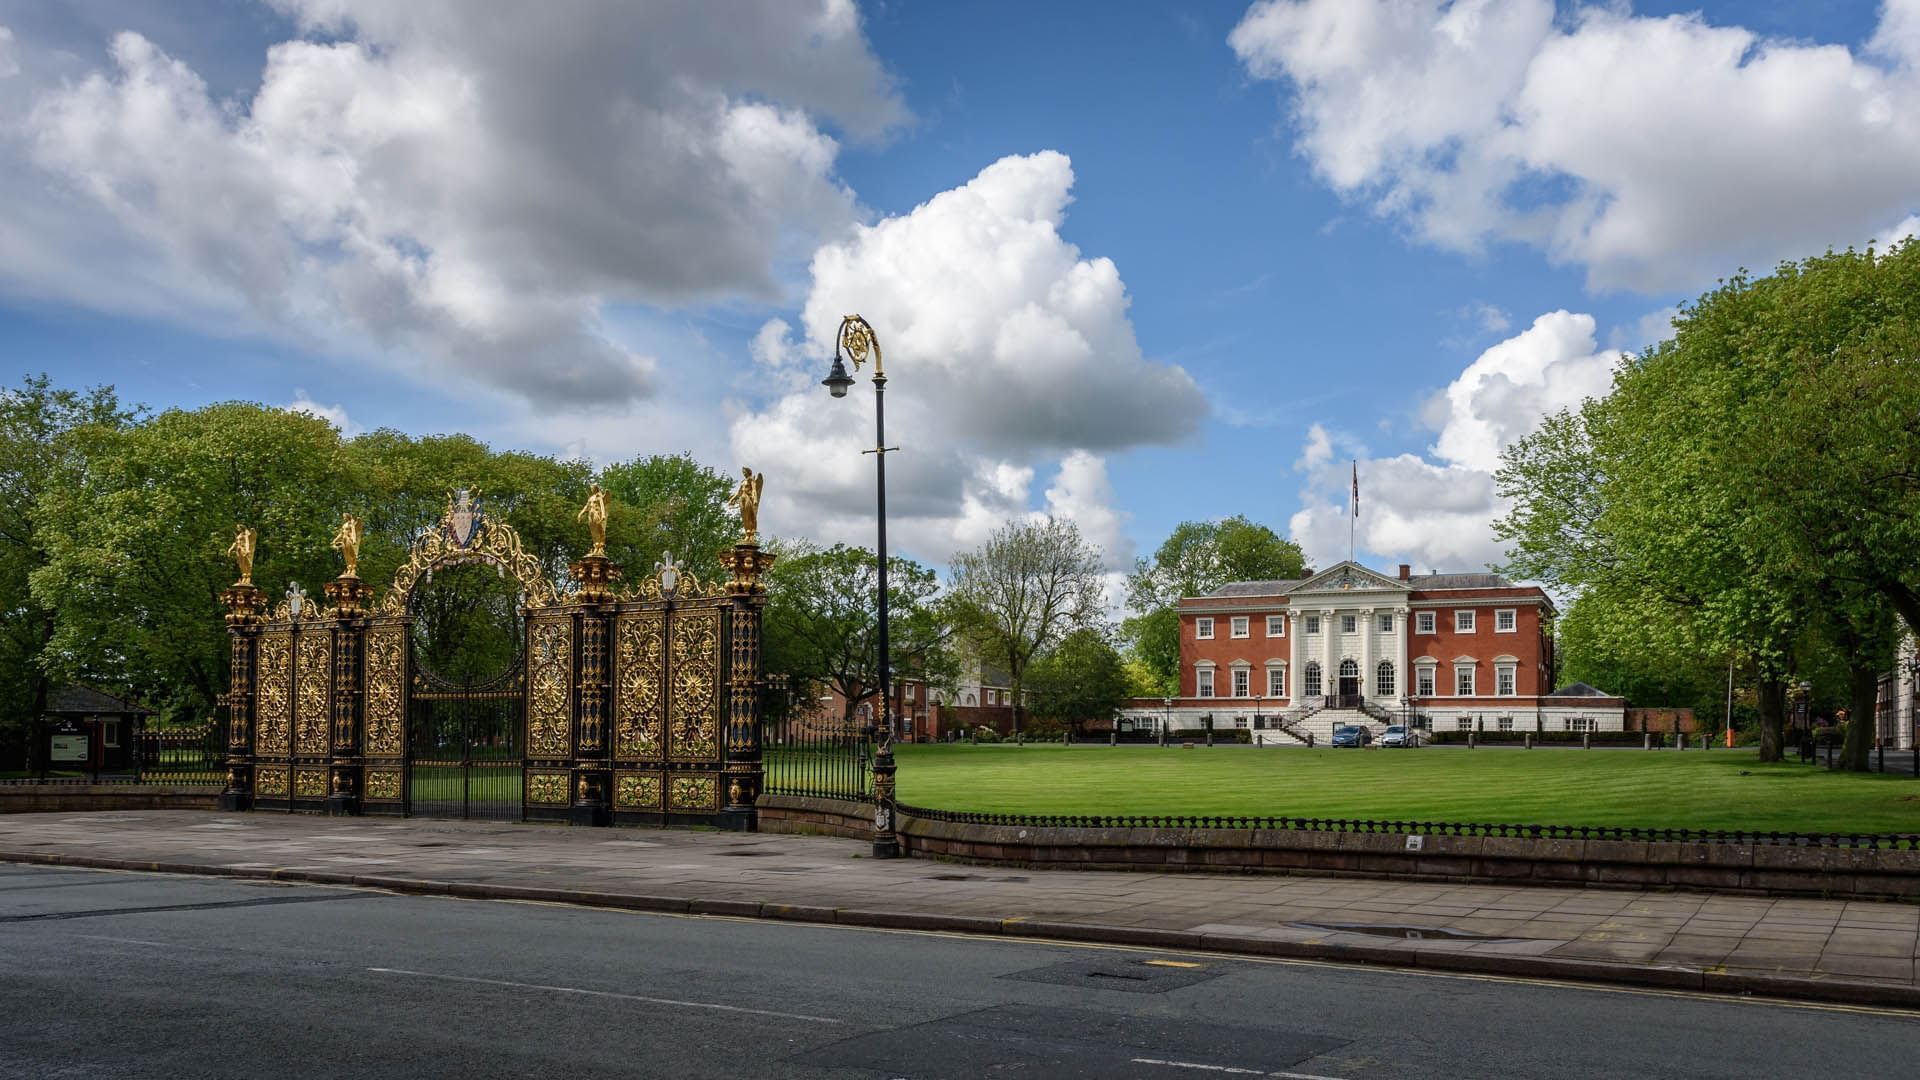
left=1025, top=627, right=1130, bottom=734
left=0, top=376, right=138, bottom=740
left=761, top=543, right=954, bottom=730
left=1122, top=516, right=1305, bottom=694
left=1498, top=241, right=1920, bottom=767
left=597, top=452, right=738, bottom=586
left=32, top=403, right=350, bottom=723
left=949, top=517, right=1107, bottom=734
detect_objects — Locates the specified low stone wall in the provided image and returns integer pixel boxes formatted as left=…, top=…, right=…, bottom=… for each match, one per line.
left=756, top=795, right=1920, bottom=901
left=0, top=784, right=222, bottom=814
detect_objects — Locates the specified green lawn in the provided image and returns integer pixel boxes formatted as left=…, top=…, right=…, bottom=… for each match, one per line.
left=891, top=744, right=1920, bottom=834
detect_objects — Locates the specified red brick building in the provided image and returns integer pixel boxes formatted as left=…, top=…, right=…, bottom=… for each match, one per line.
left=1121, top=561, right=1624, bottom=743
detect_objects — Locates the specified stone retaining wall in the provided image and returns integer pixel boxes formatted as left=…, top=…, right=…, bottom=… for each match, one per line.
left=756, top=795, right=1920, bottom=901
left=0, top=785, right=222, bottom=814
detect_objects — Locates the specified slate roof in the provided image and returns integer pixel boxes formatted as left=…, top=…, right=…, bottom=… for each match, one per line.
left=1547, top=682, right=1613, bottom=698
left=46, top=684, right=152, bottom=717
left=1207, top=579, right=1309, bottom=597
left=1407, top=572, right=1513, bottom=589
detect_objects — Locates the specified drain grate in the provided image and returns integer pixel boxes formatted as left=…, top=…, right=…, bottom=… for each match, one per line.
left=1000, top=956, right=1224, bottom=994
left=716, top=850, right=778, bottom=857
left=1286, top=920, right=1506, bottom=942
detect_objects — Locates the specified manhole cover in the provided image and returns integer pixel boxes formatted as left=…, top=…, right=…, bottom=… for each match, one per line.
left=717, top=850, right=777, bottom=857
left=1001, top=957, right=1225, bottom=994
left=1287, top=921, right=1505, bottom=942
left=929, top=873, right=980, bottom=881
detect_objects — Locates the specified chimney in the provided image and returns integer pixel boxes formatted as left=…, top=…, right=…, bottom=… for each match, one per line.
left=1398, top=563, right=1411, bottom=581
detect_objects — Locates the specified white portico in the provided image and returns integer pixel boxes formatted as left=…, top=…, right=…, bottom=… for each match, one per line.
left=1286, top=562, right=1410, bottom=713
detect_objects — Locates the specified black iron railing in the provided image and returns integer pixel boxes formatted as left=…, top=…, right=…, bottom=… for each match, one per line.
left=761, top=686, right=874, bottom=801
left=136, top=726, right=226, bottom=785
left=892, top=804, right=1920, bottom=850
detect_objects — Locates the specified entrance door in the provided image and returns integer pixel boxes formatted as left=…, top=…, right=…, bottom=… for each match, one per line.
left=1337, top=659, right=1362, bottom=707
left=406, top=560, right=526, bottom=820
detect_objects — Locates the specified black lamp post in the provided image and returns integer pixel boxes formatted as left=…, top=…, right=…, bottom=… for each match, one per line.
left=823, top=314, right=900, bottom=858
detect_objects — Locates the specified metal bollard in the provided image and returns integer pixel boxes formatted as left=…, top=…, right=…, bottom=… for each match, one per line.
left=1642, top=732, right=1652, bottom=751
left=1524, top=732, right=1533, bottom=750
left=1582, top=732, right=1591, bottom=750
left=1468, top=731, right=1477, bottom=749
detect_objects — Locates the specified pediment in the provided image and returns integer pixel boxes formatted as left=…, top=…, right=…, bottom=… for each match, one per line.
left=1289, top=561, right=1407, bottom=596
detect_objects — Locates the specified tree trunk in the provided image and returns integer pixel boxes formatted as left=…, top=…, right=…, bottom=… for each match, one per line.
left=1840, top=661, right=1879, bottom=772
left=1757, top=676, right=1785, bottom=762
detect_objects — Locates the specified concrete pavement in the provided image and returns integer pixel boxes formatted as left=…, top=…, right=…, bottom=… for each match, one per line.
left=2, top=810, right=1916, bottom=1009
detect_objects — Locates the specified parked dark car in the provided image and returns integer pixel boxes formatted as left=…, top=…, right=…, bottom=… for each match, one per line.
left=1330, top=725, right=1372, bottom=747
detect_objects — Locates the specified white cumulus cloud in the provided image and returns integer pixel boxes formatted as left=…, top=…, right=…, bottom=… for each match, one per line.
left=282, top=390, right=361, bottom=436
left=1231, top=0, right=1920, bottom=292
left=4, top=1, right=902, bottom=407
left=1290, top=311, right=1624, bottom=573
left=730, top=151, right=1204, bottom=571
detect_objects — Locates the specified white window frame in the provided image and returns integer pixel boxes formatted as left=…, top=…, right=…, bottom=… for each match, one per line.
left=1197, top=666, right=1216, bottom=698
left=1305, top=615, right=1321, bottom=635
left=1415, top=667, right=1435, bottom=696
left=1497, top=715, right=1514, bottom=732
left=1234, top=716, right=1248, bottom=729
left=1230, top=616, right=1250, bottom=639
left=1304, top=662, right=1323, bottom=697
left=100, top=720, right=121, bottom=748
left=1570, top=716, right=1594, bottom=733
left=1454, top=666, right=1476, bottom=696
left=1495, top=608, right=1517, bottom=633
left=1456, top=717, right=1472, bottom=731
left=1496, top=665, right=1517, bottom=696
left=1195, top=617, right=1214, bottom=640
left=1266, top=615, right=1286, bottom=638
left=1266, top=665, right=1286, bottom=698
left=1341, top=614, right=1357, bottom=634
left=1416, top=611, right=1436, bottom=634
left=1455, top=609, right=1476, bottom=633
left=1232, top=668, right=1250, bottom=697
left=1375, top=661, right=1395, bottom=697
left=1378, top=613, right=1394, bottom=633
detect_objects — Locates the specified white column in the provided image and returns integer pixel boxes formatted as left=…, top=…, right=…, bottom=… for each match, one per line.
left=1288, top=612, right=1300, bottom=702
left=1360, top=607, right=1375, bottom=705
left=1323, top=608, right=1337, bottom=701
left=1397, top=605, right=1411, bottom=708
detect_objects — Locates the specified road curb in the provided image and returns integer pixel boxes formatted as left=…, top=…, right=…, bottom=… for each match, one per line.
left=7, top=849, right=1916, bottom=1011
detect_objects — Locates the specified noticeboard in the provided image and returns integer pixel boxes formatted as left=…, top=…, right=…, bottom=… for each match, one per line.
left=50, top=733, right=90, bottom=763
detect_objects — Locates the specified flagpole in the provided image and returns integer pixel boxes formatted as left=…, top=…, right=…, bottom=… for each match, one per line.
left=1348, top=459, right=1357, bottom=565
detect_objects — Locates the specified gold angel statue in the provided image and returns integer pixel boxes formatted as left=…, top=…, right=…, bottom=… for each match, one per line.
left=330, top=512, right=363, bottom=577
left=728, top=467, right=764, bottom=544
left=227, top=524, right=257, bottom=585
left=577, top=482, right=610, bottom=557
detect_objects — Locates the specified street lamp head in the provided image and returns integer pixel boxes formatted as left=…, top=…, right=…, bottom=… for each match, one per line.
left=821, top=355, right=854, bottom=398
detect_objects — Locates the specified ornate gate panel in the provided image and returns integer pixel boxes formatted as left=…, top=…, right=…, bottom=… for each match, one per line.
left=218, top=481, right=771, bottom=831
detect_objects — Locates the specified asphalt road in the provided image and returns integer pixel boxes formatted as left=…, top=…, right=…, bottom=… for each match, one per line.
left=2, top=863, right=1915, bottom=1079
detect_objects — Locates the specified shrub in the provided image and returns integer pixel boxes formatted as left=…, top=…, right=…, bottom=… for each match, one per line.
left=972, top=725, right=1001, bottom=744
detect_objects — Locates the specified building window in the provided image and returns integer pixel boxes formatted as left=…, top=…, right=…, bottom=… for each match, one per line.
left=1570, top=716, right=1594, bottom=733
left=1456, top=717, right=1472, bottom=731
left=1304, top=662, right=1322, bottom=697
left=1232, top=668, right=1250, bottom=697
left=1231, top=616, right=1250, bottom=639
left=1376, top=661, right=1396, bottom=697
left=904, top=684, right=915, bottom=703
left=1305, top=615, right=1321, bottom=635
left=1495, top=609, right=1516, bottom=633
left=1341, top=614, right=1357, bottom=634
left=1197, top=668, right=1215, bottom=697
left=1267, top=667, right=1286, bottom=697
left=1455, top=610, right=1476, bottom=632
left=1234, top=716, right=1248, bottom=729
left=1196, top=617, right=1214, bottom=639
left=1497, top=715, right=1514, bottom=732
left=1266, top=615, right=1286, bottom=637
left=1455, top=667, right=1475, bottom=696
left=1416, top=667, right=1435, bottom=696
left=100, top=720, right=120, bottom=748
left=1416, top=611, right=1436, bottom=634
left=1497, top=666, right=1516, bottom=696
left=1378, top=613, right=1394, bottom=633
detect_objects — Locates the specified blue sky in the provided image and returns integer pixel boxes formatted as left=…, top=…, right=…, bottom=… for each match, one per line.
left=2, top=0, right=1916, bottom=592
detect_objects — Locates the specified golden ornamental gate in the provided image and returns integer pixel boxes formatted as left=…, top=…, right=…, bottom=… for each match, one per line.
left=216, top=484, right=775, bottom=830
